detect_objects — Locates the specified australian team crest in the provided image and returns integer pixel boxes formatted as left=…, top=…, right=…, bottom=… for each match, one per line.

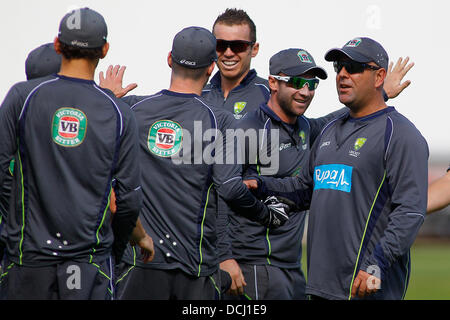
left=299, top=130, right=308, bottom=150
left=346, top=38, right=362, bottom=47
left=148, top=120, right=183, bottom=157
left=52, top=107, right=87, bottom=147
left=354, top=137, right=367, bottom=151
left=297, top=50, right=312, bottom=63
left=233, top=101, right=247, bottom=115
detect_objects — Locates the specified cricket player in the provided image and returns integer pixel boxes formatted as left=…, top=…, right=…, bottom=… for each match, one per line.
left=202, top=8, right=269, bottom=120
left=246, top=37, right=428, bottom=300
left=0, top=8, right=142, bottom=299
left=113, top=26, right=289, bottom=300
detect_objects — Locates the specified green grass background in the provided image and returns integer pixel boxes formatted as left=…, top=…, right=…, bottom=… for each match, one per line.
left=300, top=238, right=450, bottom=300
left=405, top=240, right=450, bottom=300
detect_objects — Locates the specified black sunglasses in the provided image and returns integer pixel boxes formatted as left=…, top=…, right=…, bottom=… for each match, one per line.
left=333, top=61, right=381, bottom=74
left=216, top=39, right=254, bottom=53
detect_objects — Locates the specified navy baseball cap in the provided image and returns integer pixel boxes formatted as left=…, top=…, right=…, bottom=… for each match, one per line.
left=171, top=26, right=217, bottom=69
left=25, top=43, right=61, bottom=80
left=324, top=37, right=388, bottom=70
left=269, top=48, right=327, bottom=79
left=58, top=7, right=108, bottom=48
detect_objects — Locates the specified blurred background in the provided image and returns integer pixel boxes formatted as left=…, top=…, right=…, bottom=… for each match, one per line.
left=1, top=0, right=449, bottom=300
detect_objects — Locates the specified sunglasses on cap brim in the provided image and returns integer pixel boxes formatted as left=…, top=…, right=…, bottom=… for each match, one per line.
left=216, top=39, right=254, bottom=53
left=270, top=75, right=319, bottom=91
left=333, top=60, right=381, bottom=74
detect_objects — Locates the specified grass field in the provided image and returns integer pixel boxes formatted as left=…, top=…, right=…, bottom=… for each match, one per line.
left=300, top=238, right=450, bottom=300
left=405, top=239, right=450, bottom=300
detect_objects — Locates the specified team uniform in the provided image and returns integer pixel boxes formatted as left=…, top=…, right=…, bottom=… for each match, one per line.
left=223, top=103, right=346, bottom=300
left=0, top=74, right=142, bottom=299
left=257, top=107, right=428, bottom=299
left=202, top=69, right=269, bottom=119
left=115, top=90, right=269, bottom=300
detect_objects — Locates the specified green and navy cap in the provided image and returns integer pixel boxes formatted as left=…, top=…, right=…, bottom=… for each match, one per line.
left=325, top=37, right=388, bottom=70
left=269, top=48, right=327, bottom=79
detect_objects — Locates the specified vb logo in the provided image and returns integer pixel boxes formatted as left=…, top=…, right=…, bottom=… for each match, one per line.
left=156, top=128, right=176, bottom=149
left=52, top=107, right=87, bottom=147
left=148, top=120, right=183, bottom=157
left=59, top=117, right=79, bottom=138
left=66, top=265, right=81, bottom=290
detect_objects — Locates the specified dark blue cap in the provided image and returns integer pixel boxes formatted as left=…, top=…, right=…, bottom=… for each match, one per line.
left=25, top=43, right=61, bottom=80
left=324, top=37, right=388, bottom=70
left=171, top=26, right=217, bottom=69
left=269, top=48, right=327, bottom=79
left=58, top=8, right=108, bottom=48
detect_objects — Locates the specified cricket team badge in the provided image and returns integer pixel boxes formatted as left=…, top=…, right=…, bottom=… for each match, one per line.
left=233, top=101, right=247, bottom=115
left=354, top=137, right=367, bottom=151
left=148, top=120, right=183, bottom=157
left=345, top=38, right=362, bottom=47
left=299, top=130, right=308, bottom=150
left=297, top=50, right=312, bottom=63
left=52, top=107, right=87, bottom=147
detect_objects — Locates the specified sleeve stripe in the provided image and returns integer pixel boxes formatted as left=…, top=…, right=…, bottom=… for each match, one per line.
left=93, top=85, right=124, bottom=136
left=19, top=78, right=60, bottom=120
left=130, top=93, right=163, bottom=110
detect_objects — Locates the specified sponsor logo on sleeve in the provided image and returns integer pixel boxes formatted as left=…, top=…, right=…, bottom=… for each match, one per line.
left=320, top=141, right=331, bottom=149
left=314, top=164, right=352, bottom=192
left=52, top=107, right=87, bottom=147
left=148, top=120, right=183, bottom=157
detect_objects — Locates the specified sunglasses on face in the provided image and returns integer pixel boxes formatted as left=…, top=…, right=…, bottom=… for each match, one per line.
left=271, top=75, right=319, bottom=91
left=333, top=60, right=381, bottom=74
left=216, top=39, right=254, bottom=53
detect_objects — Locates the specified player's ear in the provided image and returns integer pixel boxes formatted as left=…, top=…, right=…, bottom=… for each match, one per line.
left=268, top=75, right=279, bottom=92
left=375, top=67, right=386, bottom=89
left=100, top=42, right=109, bottom=59
left=54, top=37, right=62, bottom=54
left=167, top=51, right=173, bottom=68
left=251, top=42, right=259, bottom=58
left=206, top=61, right=215, bottom=77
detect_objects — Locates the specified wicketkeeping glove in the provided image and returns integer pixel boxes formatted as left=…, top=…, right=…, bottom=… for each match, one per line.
left=263, top=196, right=290, bottom=228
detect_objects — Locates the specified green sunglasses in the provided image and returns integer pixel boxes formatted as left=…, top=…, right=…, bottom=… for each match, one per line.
left=271, top=75, right=319, bottom=91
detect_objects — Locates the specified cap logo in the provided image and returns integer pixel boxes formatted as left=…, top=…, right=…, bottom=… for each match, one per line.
left=345, top=38, right=362, bottom=47
left=71, top=40, right=89, bottom=47
left=66, top=9, right=81, bottom=30
left=148, top=120, right=183, bottom=157
left=297, top=50, right=312, bottom=63
left=52, top=107, right=87, bottom=147
left=180, top=59, right=196, bottom=67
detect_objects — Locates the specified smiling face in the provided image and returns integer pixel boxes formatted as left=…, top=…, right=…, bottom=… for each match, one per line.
left=269, top=71, right=316, bottom=123
left=212, top=22, right=259, bottom=84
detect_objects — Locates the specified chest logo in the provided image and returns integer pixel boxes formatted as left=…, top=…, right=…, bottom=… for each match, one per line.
left=148, top=120, right=183, bottom=157
left=299, top=130, right=308, bottom=150
left=52, top=108, right=87, bottom=147
left=233, top=101, right=247, bottom=114
left=314, top=164, right=352, bottom=193
left=354, top=137, right=367, bottom=151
